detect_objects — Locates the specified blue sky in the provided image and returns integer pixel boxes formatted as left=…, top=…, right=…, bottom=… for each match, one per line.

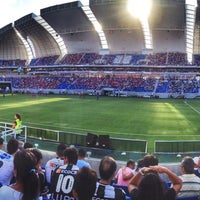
left=0, top=0, right=74, bottom=28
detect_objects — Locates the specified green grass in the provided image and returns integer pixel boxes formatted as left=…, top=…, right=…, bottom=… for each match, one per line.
left=1, top=94, right=200, bottom=152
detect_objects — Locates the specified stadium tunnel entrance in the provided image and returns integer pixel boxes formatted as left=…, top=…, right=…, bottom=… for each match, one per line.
left=102, top=87, right=116, bottom=96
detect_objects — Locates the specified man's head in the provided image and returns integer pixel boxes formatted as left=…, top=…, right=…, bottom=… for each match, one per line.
left=23, top=142, right=33, bottom=149
left=56, top=143, right=67, bottom=159
left=78, top=148, right=86, bottom=159
left=181, top=156, right=195, bottom=174
left=143, top=154, right=158, bottom=167
left=73, top=167, right=97, bottom=200
left=64, top=147, right=78, bottom=165
left=126, top=159, right=135, bottom=169
left=99, top=156, right=117, bottom=182
left=7, top=138, right=19, bottom=155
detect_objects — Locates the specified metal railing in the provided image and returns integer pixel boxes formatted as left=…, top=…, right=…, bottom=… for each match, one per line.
left=0, top=122, right=27, bottom=143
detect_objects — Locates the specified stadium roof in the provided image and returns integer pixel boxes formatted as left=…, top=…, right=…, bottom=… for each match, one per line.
left=0, top=0, right=199, bottom=61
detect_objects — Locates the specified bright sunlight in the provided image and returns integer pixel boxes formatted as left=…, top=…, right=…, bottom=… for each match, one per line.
left=127, top=0, right=152, bottom=20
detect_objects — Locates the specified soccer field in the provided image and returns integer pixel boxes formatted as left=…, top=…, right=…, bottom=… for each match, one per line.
left=1, top=94, right=200, bottom=152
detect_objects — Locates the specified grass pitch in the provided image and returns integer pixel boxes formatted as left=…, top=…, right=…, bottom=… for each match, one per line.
left=1, top=94, right=200, bottom=152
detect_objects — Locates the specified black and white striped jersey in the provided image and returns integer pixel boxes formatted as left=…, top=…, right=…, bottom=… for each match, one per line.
left=50, top=164, right=79, bottom=200
left=92, top=182, right=126, bottom=200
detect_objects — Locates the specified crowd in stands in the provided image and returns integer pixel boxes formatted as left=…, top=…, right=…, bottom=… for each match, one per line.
left=0, top=59, right=26, bottom=67
left=0, top=74, right=199, bottom=95
left=29, top=55, right=59, bottom=66
left=0, top=138, right=200, bottom=200
left=27, top=52, right=193, bottom=66
left=2, top=52, right=200, bottom=70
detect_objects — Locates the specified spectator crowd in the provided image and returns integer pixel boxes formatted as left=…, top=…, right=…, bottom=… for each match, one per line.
left=0, top=138, right=200, bottom=200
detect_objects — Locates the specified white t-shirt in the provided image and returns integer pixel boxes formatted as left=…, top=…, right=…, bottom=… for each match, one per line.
left=0, top=185, right=23, bottom=200
left=0, top=150, right=14, bottom=185
left=45, top=157, right=64, bottom=184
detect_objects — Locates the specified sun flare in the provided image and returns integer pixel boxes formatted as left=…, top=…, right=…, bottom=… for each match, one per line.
left=127, top=0, right=152, bottom=20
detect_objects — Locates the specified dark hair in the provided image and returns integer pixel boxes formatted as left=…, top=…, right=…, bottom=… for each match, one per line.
left=29, top=148, right=43, bottom=164
left=14, top=150, right=40, bottom=200
left=99, top=156, right=117, bottom=180
left=78, top=148, right=86, bottom=158
left=64, top=147, right=78, bottom=165
left=138, top=171, right=164, bottom=200
left=0, top=138, right=4, bottom=145
left=135, top=159, right=144, bottom=172
left=28, top=148, right=46, bottom=195
left=73, top=167, right=97, bottom=200
left=7, top=138, right=19, bottom=155
left=181, top=156, right=194, bottom=174
left=23, top=142, right=33, bottom=149
left=15, top=113, right=21, bottom=120
left=143, top=154, right=158, bottom=167
left=56, top=143, right=67, bottom=158
left=126, top=159, right=135, bottom=167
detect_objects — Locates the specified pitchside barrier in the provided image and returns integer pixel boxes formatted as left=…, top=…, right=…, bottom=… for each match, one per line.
left=27, top=126, right=147, bottom=153
left=0, top=122, right=147, bottom=161
left=154, top=140, right=200, bottom=153
left=0, top=122, right=27, bottom=143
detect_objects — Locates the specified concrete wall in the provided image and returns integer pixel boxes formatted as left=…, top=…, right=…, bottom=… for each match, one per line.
left=40, top=149, right=182, bottom=182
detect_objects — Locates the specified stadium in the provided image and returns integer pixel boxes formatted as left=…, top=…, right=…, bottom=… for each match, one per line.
left=0, top=0, right=200, bottom=178
left=1, top=0, right=200, bottom=199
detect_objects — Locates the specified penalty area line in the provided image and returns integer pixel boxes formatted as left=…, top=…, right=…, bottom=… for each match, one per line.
left=184, top=100, right=200, bottom=115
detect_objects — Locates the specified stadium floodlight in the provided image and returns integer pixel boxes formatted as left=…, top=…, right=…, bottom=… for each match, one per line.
left=127, top=0, right=152, bottom=20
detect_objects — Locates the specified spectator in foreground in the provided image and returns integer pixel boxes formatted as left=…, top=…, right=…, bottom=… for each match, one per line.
left=115, top=159, right=135, bottom=186
left=177, top=156, right=200, bottom=198
left=45, top=143, right=67, bottom=184
left=132, top=159, right=144, bottom=175
left=29, top=148, right=48, bottom=197
left=73, top=166, right=97, bottom=200
left=23, top=142, right=33, bottom=149
left=0, top=138, right=4, bottom=149
left=128, top=165, right=182, bottom=200
left=193, top=156, right=200, bottom=178
left=93, top=156, right=126, bottom=200
left=142, top=154, right=158, bottom=167
left=0, top=149, right=40, bottom=200
left=76, top=148, right=91, bottom=169
left=0, top=138, right=19, bottom=186
left=50, top=147, right=79, bottom=199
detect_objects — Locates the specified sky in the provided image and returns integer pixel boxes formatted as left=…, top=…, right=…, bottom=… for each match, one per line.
left=0, top=0, right=76, bottom=28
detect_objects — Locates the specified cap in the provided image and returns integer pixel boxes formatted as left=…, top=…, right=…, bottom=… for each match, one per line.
left=193, top=157, right=199, bottom=165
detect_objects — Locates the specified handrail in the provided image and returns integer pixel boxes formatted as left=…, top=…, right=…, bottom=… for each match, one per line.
left=0, top=122, right=27, bottom=143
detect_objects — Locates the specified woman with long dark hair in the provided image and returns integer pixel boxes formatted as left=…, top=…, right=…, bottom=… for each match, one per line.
left=0, top=149, right=40, bottom=200
left=128, top=166, right=182, bottom=200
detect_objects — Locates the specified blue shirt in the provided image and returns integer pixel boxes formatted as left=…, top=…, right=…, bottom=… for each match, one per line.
left=76, top=159, right=91, bottom=169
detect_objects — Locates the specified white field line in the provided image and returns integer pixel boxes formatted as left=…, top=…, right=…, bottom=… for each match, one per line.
left=184, top=100, right=200, bottom=115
